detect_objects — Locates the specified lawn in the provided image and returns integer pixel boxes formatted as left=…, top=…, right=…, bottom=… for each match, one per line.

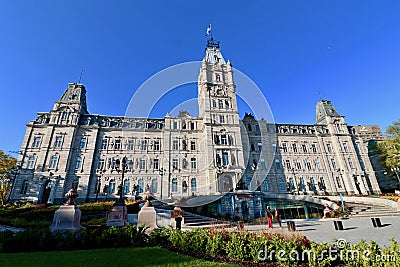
left=0, top=247, right=241, bottom=267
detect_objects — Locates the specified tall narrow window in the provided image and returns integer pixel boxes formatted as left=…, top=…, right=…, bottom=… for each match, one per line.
left=173, top=158, right=179, bottom=170
left=141, top=140, right=147, bottom=150
left=264, top=179, right=269, bottom=191
left=348, top=157, right=354, bottom=169
left=315, top=158, right=322, bottom=170
left=285, top=159, right=291, bottom=170
left=114, top=139, right=121, bottom=150
left=311, top=144, right=317, bottom=153
left=218, top=99, right=224, bottom=109
left=278, top=177, right=286, bottom=191
left=32, top=137, right=41, bottom=148
left=219, top=115, right=225, bottom=123
left=306, top=159, right=312, bottom=170
left=282, top=143, right=288, bottom=152
left=221, top=135, right=227, bottom=145
left=191, top=178, right=197, bottom=192
left=108, top=180, right=116, bottom=194
left=302, top=144, right=307, bottom=153
left=98, top=158, right=105, bottom=170
left=27, top=156, right=36, bottom=169
left=138, top=179, right=144, bottom=193
left=359, top=159, right=365, bottom=170
left=222, top=151, right=229, bottom=166
left=295, top=159, right=302, bottom=169
left=123, top=179, right=130, bottom=194
left=327, top=143, right=333, bottom=153
left=139, top=159, right=146, bottom=170
left=20, top=180, right=29, bottom=194
left=128, top=139, right=135, bottom=150
left=275, top=159, right=281, bottom=170
left=173, top=121, right=178, bottom=129
left=154, top=140, right=160, bottom=151
left=336, top=177, right=342, bottom=188
left=80, top=137, right=87, bottom=149
left=173, top=139, right=179, bottom=150
left=76, top=156, right=83, bottom=169
left=153, top=158, right=159, bottom=170
left=191, top=158, right=197, bottom=170
left=54, top=136, right=63, bottom=148
left=343, top=142, right=349, bottom=152
left=49, top=155, right=58, bottom=169
left=258, top=142, right=263, bottom=151
left=172, top=178, right=178, bottom=192
left=330, top=158, right=337, bottom=170
left=190, top=141, right=196, bottom=150
left=151, top=179, right=158, bottom=193
left=292, top=143, right=297, bottom=152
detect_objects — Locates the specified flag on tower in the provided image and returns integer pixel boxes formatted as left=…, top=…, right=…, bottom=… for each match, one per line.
left=206, top=24, right=212, bottom=36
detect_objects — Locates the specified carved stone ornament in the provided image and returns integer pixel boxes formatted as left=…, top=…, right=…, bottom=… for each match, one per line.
left=64, top=189, right=79, bottom=206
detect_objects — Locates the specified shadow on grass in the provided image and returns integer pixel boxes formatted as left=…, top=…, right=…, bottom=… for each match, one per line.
left=0, top=247, right=239, bottom=267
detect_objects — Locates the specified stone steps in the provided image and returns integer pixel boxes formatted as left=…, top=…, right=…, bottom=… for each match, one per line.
left=346, top=202, right=400, bottom=218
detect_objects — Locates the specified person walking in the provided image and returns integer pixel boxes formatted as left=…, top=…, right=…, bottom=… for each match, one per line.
left=265, top=206, right=273, bottom=228
left=274, top=207, right=282, bottom=228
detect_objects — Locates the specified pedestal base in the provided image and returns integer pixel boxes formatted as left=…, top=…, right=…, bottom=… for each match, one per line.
left=106, top=205, right=127, bottom=226
left=137, top=206, right=157, bottom=233
left=50, top=205, right=84, bottom=233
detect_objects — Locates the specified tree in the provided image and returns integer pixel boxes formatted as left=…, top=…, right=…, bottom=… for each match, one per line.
left=377, top=119, right=400, bottom=184
left=0, top=150, right=17, bottom=205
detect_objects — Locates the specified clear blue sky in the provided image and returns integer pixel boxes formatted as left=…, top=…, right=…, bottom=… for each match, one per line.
left=1, top=1, right=399, bottom=156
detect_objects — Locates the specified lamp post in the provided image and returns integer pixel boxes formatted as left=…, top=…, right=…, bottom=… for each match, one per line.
left=158, top=167, right=165, bottom=199
left=337, top=169, right=348, bottom=195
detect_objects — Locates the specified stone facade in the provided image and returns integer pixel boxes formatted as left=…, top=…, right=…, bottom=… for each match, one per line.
left=10, top=38, right=382, bottom=205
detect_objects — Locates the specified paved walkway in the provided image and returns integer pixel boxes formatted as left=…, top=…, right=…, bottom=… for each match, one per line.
left=0, top=225, right=23, bottom=233
left=242, top=216, right=400, bottom=247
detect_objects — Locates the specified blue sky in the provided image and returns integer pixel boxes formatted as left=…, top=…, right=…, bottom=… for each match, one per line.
left=1, top=1, right=399, bottom=156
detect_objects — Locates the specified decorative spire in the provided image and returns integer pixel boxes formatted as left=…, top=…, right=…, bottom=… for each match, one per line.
left=315, top=100, right=342, bottom=125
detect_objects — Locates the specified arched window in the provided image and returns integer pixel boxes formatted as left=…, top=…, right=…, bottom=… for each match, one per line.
left=123, top=179, right=130, bottom=194
left=108, top=179, right=116, bottom=194
left=151, top=179, right=158, bottom=193
left=172, top=178, right=178, bottom=192
left=138, top=179, right=144, bottom=193
left=191, top=178, right=197, bottom=192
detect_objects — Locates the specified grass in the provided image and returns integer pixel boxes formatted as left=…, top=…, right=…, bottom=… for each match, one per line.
left=0, top=247, right=241, bottom=267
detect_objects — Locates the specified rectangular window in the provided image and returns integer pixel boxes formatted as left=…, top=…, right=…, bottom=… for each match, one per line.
left=282, top=143, right=288, bottom=152
left=98, top=158, right=105, bottom=170
left=191, top=122, right=195, bottom=130
left=173, top=158, right=179, bottom=170
left=190, top=141, right=196, bottom=150
left=222, top=151, right=229, bottom=166
left=327, top=143, right=333, bottom=153
left=359, top=159, right=365, bottom=170
left=173, top=121, right=178, bottom=129
left=139, top=159, right=146, bottom=170
left=336, top=177, right=342, bottom=188
left=311, top=144, right=317, bottom=153
left=285, top=159, right=291, bottom=170
left=219, top=115, right=225, bottom=123
left=343, top=142, right=349, bottom=152
left=315, top=158, right=322, bottom=170
left=141, top=140, right=147, bottom=150
left=127, top=139, right=135, bottom=150
left=76, top=156, right=83, bottom=169
left=348, top=157, right=354, bottom=169
left=153, top=158, right=159, bottom=170
left=295, top=159, right=302, bottom=169
left=114, top=139, right=121, bottom=150
left=292, top=143, right=297, bottom=153
left=101, top=139, right=108, bottom=149
left=80, top=137, right=87, bottom=149
left=54, top=136, right=63, bottom=148
left=173, top=139, right=179, bottom=150
left=278, top=177, right=286, bottom=191
left=302, top=144, right=307, bottom=153
left=306, top=159, right=312, bottom=170
left=154, top=140, right=160, bottom=151
left=191, top=158, right=197, bottom=169
left=218, top=99, right=224, bottom=109
left=49, top=155, right=58, bottom=169
left=221, top=135, right=227, bottom=145
left=32, top=137, right=41, bottom=148
left=27, top=156, right=36, bottom=169
left=331, top=158, right=337, bottom=170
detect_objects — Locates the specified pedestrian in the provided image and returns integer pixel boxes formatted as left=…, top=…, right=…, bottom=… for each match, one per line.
left=274, top=207, right=282, bottom=228
left=265, top=206, right=273, bottom=228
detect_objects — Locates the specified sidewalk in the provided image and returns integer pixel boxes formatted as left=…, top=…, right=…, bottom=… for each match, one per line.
left=240, top=216, right=400, bottom=247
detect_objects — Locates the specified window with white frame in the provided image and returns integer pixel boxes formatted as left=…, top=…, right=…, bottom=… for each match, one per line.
left=98, top=158, right=105, bottom=170
left=190, top=141, right=196, bottom=150
left=32, top=137, right=41, bottom=148
left=311, top=144, right=317, bottom=153
left=330, top=158, right=337, bottom=169
left=219, top=115, right=225, bottom=123
left=327, top=143, right=333, bottom=153
left=127, top=139, right=135, bottom=150
left=302, top=144, right=307, bottom=153
left=292, top=143, right=297, bottom=152
left=154, top=140, right=160, bottom=151
left=139, top=159, right=146, bottom=170
left=172, top=178, right=178, bottom=192
left=140, top=140, right=147, bottom=150
left=114, top=139, right=121, bottom=150
left=275, top=159, right=281, bottom=170
left=173, top=139, right=179, bottom=150
left=315, top=158, right=322, bottom=170
left=80, top=137, right=87, bottom=149
left=295, top=159, right=302, bottom=169
left=343, top=142, right=349, bottom=152
left=172, top=158, right=179, bottom=170
left=20, top=180, right=29, bottom=194
left=49, top=155, right=58, bottom=169
left=191, top=158, right=197, bottom=169
left=101, top=139, right=108, bottom=149
left=76, top=156, right=83, bottom=169
left=305, top=159, right=312, bottom=170
left=347, top=157, right=354, bottom=169
left=54, top=136, right=63, bottom=148
left=26, top=156, right=35, bottom=169
left=153, top=158, right=159, bottom=170
left=191, top=178, right=197, bottom=192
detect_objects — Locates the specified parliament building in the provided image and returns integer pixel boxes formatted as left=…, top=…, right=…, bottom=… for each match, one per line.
left=10, top=38, right=383, bottom=219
